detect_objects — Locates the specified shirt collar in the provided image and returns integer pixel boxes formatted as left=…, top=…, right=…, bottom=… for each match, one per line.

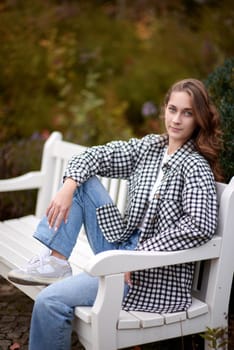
left=162, top=139, right=196, bottom=173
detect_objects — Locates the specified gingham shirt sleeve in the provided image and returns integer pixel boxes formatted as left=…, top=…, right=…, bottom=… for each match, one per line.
left=64, top=135, right=154, bottom=184
left=138, top=162, right=218, bottom=251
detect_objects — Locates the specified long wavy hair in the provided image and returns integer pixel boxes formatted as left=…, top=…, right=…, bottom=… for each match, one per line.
left=163, top=78, right=223, bottom=181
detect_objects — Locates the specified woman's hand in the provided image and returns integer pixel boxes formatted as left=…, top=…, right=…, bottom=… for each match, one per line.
left=46, top=178, right=77, bottom=230
left=124, top=271, right=133, bottom=287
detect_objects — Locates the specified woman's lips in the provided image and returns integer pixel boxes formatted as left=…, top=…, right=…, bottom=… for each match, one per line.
left=170, top=126, right=182, bottom=132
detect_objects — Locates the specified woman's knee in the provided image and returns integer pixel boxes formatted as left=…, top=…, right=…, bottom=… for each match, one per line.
left=34, top=287, right=54, bottom=314
left=34, top=286, right=73, bottom=320
left=81, top=176, right=113, bottom=206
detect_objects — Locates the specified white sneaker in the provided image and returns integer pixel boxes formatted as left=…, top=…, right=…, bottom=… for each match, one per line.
left=8, top=251, right=72, bottom=286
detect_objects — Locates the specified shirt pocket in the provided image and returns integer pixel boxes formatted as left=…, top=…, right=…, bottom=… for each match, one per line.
left=96, top=203, right=125, bottom=242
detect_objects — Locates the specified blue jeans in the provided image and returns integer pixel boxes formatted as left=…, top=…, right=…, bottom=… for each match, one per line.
left=29, top=176, right=139, bottom=350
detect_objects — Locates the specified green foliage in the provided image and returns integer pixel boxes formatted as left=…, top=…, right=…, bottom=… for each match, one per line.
left=0, top=136, right=44, bottom=219
left=200, top=327, right=229, bottom=349
left=0, top=0, right=233, bottom=218
left=0, top=0, right=233, bottom=145
left=0, top=137, right=43, bottom=178
left=205, top=57, right=234, bottom=182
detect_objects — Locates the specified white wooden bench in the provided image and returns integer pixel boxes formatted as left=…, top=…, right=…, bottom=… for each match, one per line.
left=0, top=131, right=233, bottom=350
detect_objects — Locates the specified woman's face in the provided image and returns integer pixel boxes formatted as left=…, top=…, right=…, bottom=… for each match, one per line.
left=165, top=91, right=197, bottom=151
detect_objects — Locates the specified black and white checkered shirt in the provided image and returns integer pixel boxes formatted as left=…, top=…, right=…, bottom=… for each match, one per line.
left=65, top=134, right=218, bottom=313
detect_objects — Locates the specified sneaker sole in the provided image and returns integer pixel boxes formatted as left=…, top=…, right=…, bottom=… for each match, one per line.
left=8, top=274, right=69, bottom=286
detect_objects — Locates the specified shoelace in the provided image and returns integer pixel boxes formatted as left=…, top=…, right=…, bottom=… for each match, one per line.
left=25, top=247, right=51, bottom=271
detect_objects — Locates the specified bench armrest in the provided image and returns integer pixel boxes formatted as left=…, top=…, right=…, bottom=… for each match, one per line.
left=0, top=171, right=44, bottom=192
left=85, top=236, right=221, bottom=276
left=76, top=236, right=221, bottom=340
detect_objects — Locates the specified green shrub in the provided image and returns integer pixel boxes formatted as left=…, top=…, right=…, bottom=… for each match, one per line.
left=0, top=0, right=233, bottom=145
left=0, top=136, right=44, bottom=220
left=0, top=1, right=233, bottom=220
left=205, top=57, right=234, bottom=183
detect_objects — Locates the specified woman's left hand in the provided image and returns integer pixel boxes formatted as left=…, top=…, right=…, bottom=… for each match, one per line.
left=124, top=272, right=133, bottom=286
left=46, top=178, right=77, bottom=230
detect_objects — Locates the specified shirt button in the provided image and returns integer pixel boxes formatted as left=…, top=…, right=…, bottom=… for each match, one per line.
left=154, top=193, right=160, bottom=199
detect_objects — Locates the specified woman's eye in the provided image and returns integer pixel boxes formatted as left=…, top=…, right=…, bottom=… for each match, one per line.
left=184, top=110, right=193, bottom=117
left=168, top=106, right=176, bottom=113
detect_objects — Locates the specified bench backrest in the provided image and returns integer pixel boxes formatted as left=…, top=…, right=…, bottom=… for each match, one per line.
left=36, top=132, right=128, bottom=218
left=36, top=132, right=234, bottom=329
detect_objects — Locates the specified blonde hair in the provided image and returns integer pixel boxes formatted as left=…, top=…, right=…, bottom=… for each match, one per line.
left=163, top=78, right=223, bottom=181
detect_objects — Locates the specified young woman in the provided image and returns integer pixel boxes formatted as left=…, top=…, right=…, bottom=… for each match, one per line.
left=8, top=78, right=223, bottom=350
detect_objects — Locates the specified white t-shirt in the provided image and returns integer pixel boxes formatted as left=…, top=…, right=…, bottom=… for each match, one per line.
left=148, top=147, right=172, bottom=200
left=139, top=147, right=172, bottom=229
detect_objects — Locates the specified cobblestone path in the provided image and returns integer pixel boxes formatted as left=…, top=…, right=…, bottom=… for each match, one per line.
left=0, top=276, right=83, bottom=350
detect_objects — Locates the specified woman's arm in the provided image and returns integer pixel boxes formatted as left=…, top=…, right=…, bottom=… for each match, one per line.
left=138, top=162, right=218, bottom=251
left=64, top=135, right=157, bottom=184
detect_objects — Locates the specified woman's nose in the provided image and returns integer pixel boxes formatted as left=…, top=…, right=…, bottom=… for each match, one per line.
left=172, top=112, right=181, bottom=123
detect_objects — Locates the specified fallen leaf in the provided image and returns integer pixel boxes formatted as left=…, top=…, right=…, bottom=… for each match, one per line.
left=10, top=342, right=20, bottom=350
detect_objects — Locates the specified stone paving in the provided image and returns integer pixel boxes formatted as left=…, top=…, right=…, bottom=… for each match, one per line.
left=0, top=276, right=83, bottom=350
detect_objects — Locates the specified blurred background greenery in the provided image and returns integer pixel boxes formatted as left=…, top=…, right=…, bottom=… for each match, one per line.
left=0, top=0, right=234, bottom=208
left=0, top=1, right=233, bottom=348
left=0, top=0, right=233, bottom=215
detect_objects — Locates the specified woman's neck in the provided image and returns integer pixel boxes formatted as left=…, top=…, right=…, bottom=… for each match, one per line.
left=167, top=143, right=180, bottom=155
left=167, top=138, right=189, bottom=155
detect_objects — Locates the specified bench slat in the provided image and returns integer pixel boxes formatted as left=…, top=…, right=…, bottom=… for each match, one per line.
left=118, top=310, right=141, bottom=329
left=187, top=298, right=209, bottom=319
left=163, top=311, right=187, bottom=324
left=129, top=311, right=164, bottom=328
